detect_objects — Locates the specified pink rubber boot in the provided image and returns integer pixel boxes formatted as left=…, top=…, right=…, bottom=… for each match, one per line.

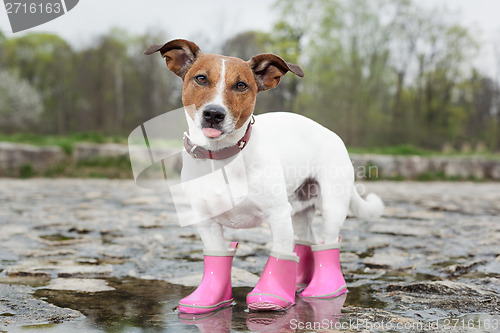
left=293, top=241, right=314, bottom=291
left=178, top=242, right=238, bottom=314
left=300, top=242, right=347, bottom=298
left=247, top=251, right=299, bottom=311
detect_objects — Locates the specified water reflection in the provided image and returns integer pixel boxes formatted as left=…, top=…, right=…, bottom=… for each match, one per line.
left=178, top=294, right=347, bottom=333
left=179, top=307, right=233, bottom=333
left=245, top=294, right=347, bottom=332
left=32, top=278, right=351, bottom=332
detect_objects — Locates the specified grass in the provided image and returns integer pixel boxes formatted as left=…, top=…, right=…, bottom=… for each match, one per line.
left=349, top=144, right=500, bottom=159
left=349, top=144, right=433, bottom=156
left=0, top=132, right=126, bottom=155
left=43, top=156, right=133, bottom=179
left=3, top=157, right=133, bottom=179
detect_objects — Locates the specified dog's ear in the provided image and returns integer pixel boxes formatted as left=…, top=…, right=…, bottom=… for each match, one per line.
left=248, top=54, right=304, bottom=91
left=144, top=39, right=202, bottom=79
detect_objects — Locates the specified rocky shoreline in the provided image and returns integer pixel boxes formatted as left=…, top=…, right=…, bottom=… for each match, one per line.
left=0, top=179, right=499, bottom=332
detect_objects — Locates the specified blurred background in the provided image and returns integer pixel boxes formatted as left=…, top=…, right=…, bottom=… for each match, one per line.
left=0, top=0, right=499, bottom=158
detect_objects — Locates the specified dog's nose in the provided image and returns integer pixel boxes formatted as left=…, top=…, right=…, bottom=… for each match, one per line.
left=203, top=105, right=226, bottom=124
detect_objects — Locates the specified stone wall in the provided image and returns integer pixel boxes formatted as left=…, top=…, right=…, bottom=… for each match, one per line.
left=0, top=142, right=66, bottom=172
left=1, top=142, right=499, bottom=180
left=350, top=154, right=500, bottom=180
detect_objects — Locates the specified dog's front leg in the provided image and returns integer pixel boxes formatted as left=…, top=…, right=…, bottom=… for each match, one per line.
left=196, top=220, right=227, bottom=251
left=178, top=220, right=237, bottom=314
left=246, top=203, right=299, bottom=311
left=266, top=205, right=295, bottom=254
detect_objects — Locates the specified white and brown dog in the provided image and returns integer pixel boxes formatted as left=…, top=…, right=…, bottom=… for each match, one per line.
left=145, top=39, right=384, bottom=313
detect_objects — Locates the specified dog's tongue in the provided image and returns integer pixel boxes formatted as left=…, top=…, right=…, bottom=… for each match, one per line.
left=202, top=128, right=222, bottom=138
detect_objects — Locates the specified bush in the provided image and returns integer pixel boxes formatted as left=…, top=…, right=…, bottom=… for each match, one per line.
left=0, top=70, right=43, bottom=133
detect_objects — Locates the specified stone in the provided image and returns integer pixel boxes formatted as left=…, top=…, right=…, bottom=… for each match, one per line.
left=350, top=154, right=500, bottom=180
left=84, top=191, right=103, bottom=199
left=363, top=249, right=408, bottom=269
left=386, top=280, right=493, bottom=297
left=57, top=265, right=113, bottom=278
left=340, top=252, right=359, bottom=263
left=0, top=142, right=66, bottom=174
left=0, top=225, right=30, bottom=240
left=1, top=179, right=499, bottom=330
left=73, top=143, right=129, bottom=162
left=22, top=249, right=77, bottom=258
left=122, top=196, right=161, bottom=206
left=4, top=264, right=52, bottom=278
left=44, top=278, right=115, bottom=292
left=369, top=223, right=429, bottom=237
left=0, top=284, right=82, bottom=326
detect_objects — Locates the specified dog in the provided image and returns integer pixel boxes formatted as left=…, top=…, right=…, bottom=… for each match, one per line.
left=144, top=39, right=384, bottom=313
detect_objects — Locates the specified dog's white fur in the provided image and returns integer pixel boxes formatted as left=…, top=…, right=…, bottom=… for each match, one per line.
left=181, top=58, right=384, bottom=256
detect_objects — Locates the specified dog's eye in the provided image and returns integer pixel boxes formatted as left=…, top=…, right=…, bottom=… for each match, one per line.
left=236, top=81, right=248, bottom=91
left=195, top=75, right=208, bottom=85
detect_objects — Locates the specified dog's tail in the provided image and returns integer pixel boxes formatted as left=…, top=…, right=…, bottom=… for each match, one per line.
left=349, top=185, right=384, bottom=219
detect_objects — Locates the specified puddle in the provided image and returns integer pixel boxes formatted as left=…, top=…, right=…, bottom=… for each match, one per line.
left=10, top=276, right=494, bottom=332
left=26, top=278, right=367, bottom=332
left=344, top=284, right=386, bottom=309
left=34, top=278, right=189, bottom=332
left=39, top=234, right=76, bottom=242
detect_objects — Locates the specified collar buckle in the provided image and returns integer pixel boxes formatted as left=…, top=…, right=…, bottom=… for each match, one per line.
left=190, top=145, right=206, bottom=159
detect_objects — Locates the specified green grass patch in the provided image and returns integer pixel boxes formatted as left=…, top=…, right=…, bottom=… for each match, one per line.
left=349, top=144, right=433, bottom=156
left=53, top=156, right=132, bottom=179
left=2, top=156, right=133, bottom=179
left=417, top=171, right=448, bottom=181
left=0, top=132, right=127, bottom=155
left=19, top=163, right=35, bottom=178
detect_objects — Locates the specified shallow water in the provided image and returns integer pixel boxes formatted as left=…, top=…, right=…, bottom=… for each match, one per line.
left=28, top=277, right=375, bottom=332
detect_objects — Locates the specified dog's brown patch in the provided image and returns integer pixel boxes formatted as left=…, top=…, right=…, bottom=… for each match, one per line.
left=182, top=55, right=257, bottom=129
left=182, top=54, right=223, bottom=120
left=223, top=57, right=258, bottom=129
left=295, top=177, right=320, bottom=201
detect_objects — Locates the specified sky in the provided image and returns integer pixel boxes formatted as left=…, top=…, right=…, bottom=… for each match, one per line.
left=0, top=0, right=499, bottom=73
left=0, top=0, right=277, bottom=50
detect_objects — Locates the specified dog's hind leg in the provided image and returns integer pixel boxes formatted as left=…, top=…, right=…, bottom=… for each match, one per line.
left=321, top=202, right=349, bottom=244
left=292, top=206, right=317, bottom=291
left=292, top=206, right=318, bottom=244
left=299, top=185, right=350, bottom=299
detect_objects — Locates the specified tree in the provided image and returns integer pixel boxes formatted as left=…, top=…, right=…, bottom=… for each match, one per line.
left=0, top=70, right=43, bottom=133
left=2, top=33, right=74, bottom=134
left=273, top=0, right=482, bottom=149
left=0, top=30, right=5, bottom=60
left=222, top=31, right=293, bottom=113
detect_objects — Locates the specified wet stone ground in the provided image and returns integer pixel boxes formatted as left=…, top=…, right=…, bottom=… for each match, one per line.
left=0, top=179, right=499, bottom=332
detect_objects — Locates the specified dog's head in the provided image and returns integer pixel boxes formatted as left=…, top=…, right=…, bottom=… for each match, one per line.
left=145, top=39, right=304, bottom=140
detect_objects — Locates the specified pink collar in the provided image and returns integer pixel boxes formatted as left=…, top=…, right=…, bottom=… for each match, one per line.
left=183, top=122, right=252, bottom=160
